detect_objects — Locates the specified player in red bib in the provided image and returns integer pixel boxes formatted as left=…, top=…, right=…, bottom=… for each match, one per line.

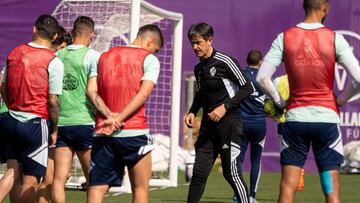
left=86, top=24, right=163, bottom=203
left=257, top=0, right=360, bottom=202
left=0, top=15, right=64, bottom=203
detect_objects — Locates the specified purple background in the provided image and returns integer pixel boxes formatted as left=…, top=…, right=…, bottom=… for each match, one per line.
left=0, top=0, right=359, bottom=172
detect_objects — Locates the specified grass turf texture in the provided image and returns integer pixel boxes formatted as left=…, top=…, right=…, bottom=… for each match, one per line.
left=4, top=171, right=360, bottom=202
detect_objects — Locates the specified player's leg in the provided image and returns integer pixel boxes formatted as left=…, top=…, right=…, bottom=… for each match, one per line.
left=239, top=122, right=250, bottom=170
left=19, top=175, right=41, bottom=203
left=311, top=123, right=343, bottom=203
left=217, top=116, right=249, bottom=203
left=248, top=122, right=266, bottom=203
left=119, top=133, right=154, bottom=203
left=73, top=125, right=94, bottom=184
left=234, top=122, right=250, bottom=203
left=9, top=168, right=22, bottom=203
left=128, top=152, right=152, bottom=203
left=0, top=160, right=20, bottom=202
left=87, top=185, right=109, bottom=203
left=53, top=125, right=93, bottom=203
left=0, top=113, right=21, bottom=202
left=87, top=137, right=121, bottom=203
left=52, top=146, right=74, bottom=203
left=320, top=170, right=340, bottom=203
left=0, top=113, right=22, bottom=203
left=17, top=118, right=50, bottom=203
left=76, top=149, right=91, bottom=183
left=278, top=122, right=310, bottom=203
left=279, top=165, right=302, bottom=203
left=277, top=123, right=304, bottom=193
left=188, top=126, right=217, bottom=203
left=36, top=148, right=55, bottom=203
left=277, top=122, right=305, bottom=191
left=51, top=127, right=74, bottom=203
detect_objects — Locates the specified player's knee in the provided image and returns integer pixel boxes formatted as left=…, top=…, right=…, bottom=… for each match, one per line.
left=42, top=174, right=54, bottom=185
left=280, top=176, right=297, bottom=191
left=53, top=174, right=68, bottom=186
left=320, top=171, right=333, bottom=194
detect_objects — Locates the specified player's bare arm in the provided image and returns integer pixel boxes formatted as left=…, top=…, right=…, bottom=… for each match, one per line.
left=48, top=94, right=60, bottom=148
left=86, top=77, right=112, bottom=118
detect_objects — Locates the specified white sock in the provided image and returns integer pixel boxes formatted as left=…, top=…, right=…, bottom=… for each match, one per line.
left=250, top=196, right=255, bottom=203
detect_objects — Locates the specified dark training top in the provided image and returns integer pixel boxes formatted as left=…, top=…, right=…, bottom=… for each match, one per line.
left=240, top=67, right=266, bottom=121
left=189, top=50, right=253, bottom=116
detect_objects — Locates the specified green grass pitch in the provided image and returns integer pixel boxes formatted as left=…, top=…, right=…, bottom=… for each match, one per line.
left=4, top=171, right=360, bottom=202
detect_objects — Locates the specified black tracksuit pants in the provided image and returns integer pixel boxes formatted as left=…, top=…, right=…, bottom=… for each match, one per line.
left=187, top=114, right=249, bottom=203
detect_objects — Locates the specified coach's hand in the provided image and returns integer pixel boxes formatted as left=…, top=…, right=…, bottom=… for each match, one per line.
left=208, top=104, right=226, bottom=122
left=185, top=113, right=196, bottom=128
left=49, top=131, right=58, bottom=148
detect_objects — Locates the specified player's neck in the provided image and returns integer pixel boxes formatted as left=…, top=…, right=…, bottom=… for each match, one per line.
left=32, top=38, right=52, bottom=49
left=131, top=38, right=143, bottom=48
left=249, top=65, right=259, bottom=69
left=72, top=37, right=90, bottom=47
left=304, top=12, right=324, bottom=24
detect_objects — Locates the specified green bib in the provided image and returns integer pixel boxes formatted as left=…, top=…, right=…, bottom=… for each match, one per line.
left=57, top=47, right=95, bottom=125
left=0, top=101, right=7, bottom=113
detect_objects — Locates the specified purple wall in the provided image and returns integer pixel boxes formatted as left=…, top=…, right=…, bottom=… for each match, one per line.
left=0, top=0, right=359, bottom=172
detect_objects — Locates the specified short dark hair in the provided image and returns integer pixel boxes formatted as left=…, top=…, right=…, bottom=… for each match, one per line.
left=63, top=31, right=73, bottom=45
left=34, top=14, right=59, bottom=40
left=72, top=16, right=94, bottom=38
left=51, top=26, right=72, bottom=47
left=303, top=0, right=328, bottom=13
left=246, top=50, right=262, bottom=66
left=137, top=24, right=164, bottom=48
left=187, top=23, right=214, bottom=41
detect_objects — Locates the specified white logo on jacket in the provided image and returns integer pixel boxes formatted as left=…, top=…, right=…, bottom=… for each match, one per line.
left=210, top=67, right=216, bottom=77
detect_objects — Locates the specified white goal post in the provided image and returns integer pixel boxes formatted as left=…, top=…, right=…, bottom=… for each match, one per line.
left=51, top=0, right=183, bottom=191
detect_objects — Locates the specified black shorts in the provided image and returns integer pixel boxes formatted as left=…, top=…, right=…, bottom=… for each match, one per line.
left=89, top=133, right=154, bottom=186
left=57, top=125, right=94, bottom=151
left=280, top=122, right=343, bottom=172
left=2, top=113, right=49, bottom=177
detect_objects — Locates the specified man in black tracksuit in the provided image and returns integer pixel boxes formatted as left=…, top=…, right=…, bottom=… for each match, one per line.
left=185, top=23, right=252, bottom=203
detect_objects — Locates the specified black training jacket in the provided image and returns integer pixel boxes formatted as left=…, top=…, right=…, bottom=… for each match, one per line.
left=189, top=50, right=254, bottom=116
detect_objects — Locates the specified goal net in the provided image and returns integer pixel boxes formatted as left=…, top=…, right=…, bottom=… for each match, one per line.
left=51, top=0, right=183, bottom=192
